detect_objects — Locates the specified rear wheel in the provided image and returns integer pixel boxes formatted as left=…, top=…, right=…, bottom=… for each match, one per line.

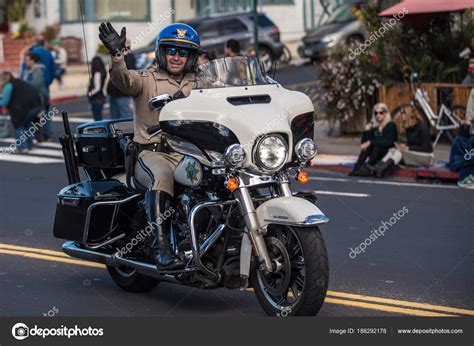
left=250, top=225, right=329, bottom=316
left=107, top=265, right=159, bottom=293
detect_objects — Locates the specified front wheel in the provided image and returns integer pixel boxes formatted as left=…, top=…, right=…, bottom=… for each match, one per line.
left=250, top=225, right=329, bottom=316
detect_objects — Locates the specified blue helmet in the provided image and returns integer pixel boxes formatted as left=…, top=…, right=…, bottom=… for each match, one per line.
left=156, top=23, right=201, bottom=73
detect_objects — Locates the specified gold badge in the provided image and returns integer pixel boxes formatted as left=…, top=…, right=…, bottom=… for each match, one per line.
left=176, top=28, right=187, bottom=38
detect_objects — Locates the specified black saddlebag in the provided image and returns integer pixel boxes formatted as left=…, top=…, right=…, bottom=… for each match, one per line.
left=75, top=119, right=134, bottom=168
left=53, top=180, right=133, bottom=242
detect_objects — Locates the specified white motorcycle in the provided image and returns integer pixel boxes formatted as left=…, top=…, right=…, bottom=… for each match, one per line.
left=54, top=56, right=329, bottom=316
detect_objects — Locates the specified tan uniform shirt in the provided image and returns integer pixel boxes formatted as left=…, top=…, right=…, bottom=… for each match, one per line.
left=109, top=57, right=195, bottom=144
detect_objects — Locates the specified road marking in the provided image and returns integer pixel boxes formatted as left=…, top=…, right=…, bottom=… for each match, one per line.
left=0, top=139, right=63, bottom=149
left=0, top=249, right=105, bottom=269
left=0, top=141, right=64, bottom=164
left=52, top=116, right=93, bottom=124
left=314, top=190, right=370, bottom=198
left=310, top=176, right=458, bottom=189
left=27, top=148, right=64, bottom=158
left=0, top=244, right=70, bottom=258
left=0, top=154, right=63, bottom=164
left=326, top=291, right=474, bottom=316
left=1, top=243, right=471, bottom=317
left=324, top=297, right=456, bottom=317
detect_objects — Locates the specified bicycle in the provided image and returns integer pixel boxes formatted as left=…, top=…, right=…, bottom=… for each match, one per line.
left=391, top=72, right=466, bottom=147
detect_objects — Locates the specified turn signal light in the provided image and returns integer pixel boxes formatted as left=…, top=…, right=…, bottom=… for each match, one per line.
left=297, top=171, right=309, bottom=184
left=226, top=177, right=239, bottom=191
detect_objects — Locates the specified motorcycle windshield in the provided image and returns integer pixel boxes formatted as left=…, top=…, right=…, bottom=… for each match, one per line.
left=194, top=56, right=276, bottom=89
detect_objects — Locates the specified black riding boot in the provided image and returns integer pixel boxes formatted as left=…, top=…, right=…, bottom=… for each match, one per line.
left=145, top=190, right=184, bottom=270
left=373, top=159, right=395, bottom=178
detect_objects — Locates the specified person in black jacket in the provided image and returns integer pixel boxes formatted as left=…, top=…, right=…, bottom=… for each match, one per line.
left=349, top=103, right=398, bottom=176
left=107, top=40, right=136, bottom=119
left=372, top=106, right=434, bottom=178
left=88, top=56, right=107, bottom=121
left=0, top=72, right=43, bottom=152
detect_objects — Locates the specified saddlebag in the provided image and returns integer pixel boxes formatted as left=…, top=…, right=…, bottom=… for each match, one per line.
left=75, top=119, right=134, bottom=168
left=53, top=180, right=134, bottom=243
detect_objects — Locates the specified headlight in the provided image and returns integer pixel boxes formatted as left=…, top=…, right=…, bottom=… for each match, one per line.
left=253, top=134, right=288, bottom=172
left=224, top=144, right=246, bottom=167
left=295, top=138, right=317, bottom=161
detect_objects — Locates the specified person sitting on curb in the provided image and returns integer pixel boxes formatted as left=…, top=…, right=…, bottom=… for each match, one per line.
left=349, top=103, right=398, bottom=177
left=447, top=88, right=474, bottom=189
left=371, top=105, right=434, bottom=178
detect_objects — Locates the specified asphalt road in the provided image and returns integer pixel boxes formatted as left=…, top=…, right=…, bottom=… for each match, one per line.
left=0, top=66, right=473, bottom=318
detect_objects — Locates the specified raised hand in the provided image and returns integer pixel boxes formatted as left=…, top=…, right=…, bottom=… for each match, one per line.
left=98, top=22, right=126, bottom=55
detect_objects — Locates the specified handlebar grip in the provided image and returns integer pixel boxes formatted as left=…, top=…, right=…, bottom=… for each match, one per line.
left=147, top=124, right=161, bottom=135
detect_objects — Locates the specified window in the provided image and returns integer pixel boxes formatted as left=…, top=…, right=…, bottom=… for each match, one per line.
left=219, top=19, right=247, bottom=36
left=247, top=14, right=276, bottom=27
left=60, top=0, right=150, bottom=22
left=195, top=21, right=220, bottom=38
left=260, top=0, right=294, bottom=4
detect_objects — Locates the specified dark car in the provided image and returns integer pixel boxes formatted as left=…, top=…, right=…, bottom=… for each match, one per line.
left=298, top=3, right=368, bottom=61
left=134, top=12, right=284, bottom=71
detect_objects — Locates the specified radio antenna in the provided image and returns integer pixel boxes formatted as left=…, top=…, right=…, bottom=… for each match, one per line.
left=79, top=0, right=92, bottom=81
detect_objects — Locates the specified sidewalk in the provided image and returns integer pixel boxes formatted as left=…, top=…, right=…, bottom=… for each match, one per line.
left=50, top=64, right=89, bottom=103
left=311, top=120, right=458, bottom=181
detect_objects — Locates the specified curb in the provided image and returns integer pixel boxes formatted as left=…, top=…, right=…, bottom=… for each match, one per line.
left=50, top=95, right=85, bottom=104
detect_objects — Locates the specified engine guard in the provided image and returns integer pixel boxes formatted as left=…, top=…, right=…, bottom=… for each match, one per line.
left=255, top=196, right=329, bottom=228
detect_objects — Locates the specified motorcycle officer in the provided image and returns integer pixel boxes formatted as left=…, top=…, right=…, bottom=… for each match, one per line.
left=98, top=22, right=201, bottom=270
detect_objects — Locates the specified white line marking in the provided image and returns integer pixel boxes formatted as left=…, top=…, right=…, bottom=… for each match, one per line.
left=27, top=148, right=63, bottom=158
left=52, top=116, right=93, bottom=123
left=0, top=154, right=63, bottom=164
left=0, top=139, right=63, bottom=149
left=310, top=177, right=458, bottom=189
left=314, top=190, right=370, bottom=198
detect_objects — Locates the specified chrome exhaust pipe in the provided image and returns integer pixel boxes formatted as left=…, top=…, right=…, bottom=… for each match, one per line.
left=61, top=241, right=190, bottom=284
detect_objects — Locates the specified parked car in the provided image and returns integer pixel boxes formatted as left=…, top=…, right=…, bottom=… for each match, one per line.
left=298, top=3, right=368, bottom=61
left=134, top=12, right=284, bottom=71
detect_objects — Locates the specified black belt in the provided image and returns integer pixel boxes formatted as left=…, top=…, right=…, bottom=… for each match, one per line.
left=138, top=139, right=171, bottom=153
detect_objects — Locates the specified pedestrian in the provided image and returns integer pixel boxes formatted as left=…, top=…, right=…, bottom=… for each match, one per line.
left=371, top=105, right=434, bottom=178
left=88, top=56, right=107, bottom=121
left=51, top=40, right=68, bottom=89
left=447, top=89, right=474, bottom=188
left=0, top=72, right=43, bottom=153
left=20, top=36, right=56, bottom=142
left=349, top=103, right=398, bottom=176
left=107, top=40, right=135, bottom=119
left=24, top=53, right=48, bottom=109
left=224, top=39, right=241, bottom=57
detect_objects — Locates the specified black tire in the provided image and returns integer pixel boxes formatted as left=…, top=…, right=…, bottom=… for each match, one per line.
left=107, top=265, right=159, bottom=293
left=250, top=225, right=329, bottom=316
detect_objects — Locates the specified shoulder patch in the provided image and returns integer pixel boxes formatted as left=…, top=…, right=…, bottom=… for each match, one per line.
left=138, top=70, right=149, bottom=77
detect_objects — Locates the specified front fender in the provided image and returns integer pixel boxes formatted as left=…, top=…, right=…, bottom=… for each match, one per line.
left=255, top=196, right=329, bottom=228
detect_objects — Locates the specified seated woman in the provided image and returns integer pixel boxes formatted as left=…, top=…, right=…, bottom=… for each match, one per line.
left=349, top=103, right=398, bottom=176
left=372, top=105, right=434, bottom=178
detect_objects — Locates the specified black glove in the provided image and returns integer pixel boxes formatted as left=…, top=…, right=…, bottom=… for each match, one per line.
left=98, top=22, right=126, bottom=55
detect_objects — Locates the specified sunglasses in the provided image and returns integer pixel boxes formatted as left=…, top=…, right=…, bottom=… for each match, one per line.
left=374, top=110, right=386, bottom=115
left=165, top=47, right=189, bottom=58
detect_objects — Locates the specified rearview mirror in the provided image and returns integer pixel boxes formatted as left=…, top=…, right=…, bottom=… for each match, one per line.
left=148, top=94, right=173, bottom=112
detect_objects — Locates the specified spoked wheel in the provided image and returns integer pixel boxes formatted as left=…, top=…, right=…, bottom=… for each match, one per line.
left=107, top=265, right=159, bottom=293
left=250, top=225, right=329, bottom=316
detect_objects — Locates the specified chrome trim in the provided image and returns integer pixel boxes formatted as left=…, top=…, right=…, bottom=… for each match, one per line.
left=199, top=224, right=226, bottom=257
left=237, top=170, right=277, bottom=188
left=252, top=133, right=289, bottom=173
left=224, top=144, right=246, bottom=168
left=82, top=194, right=141, bottom=249
left=165, top=134, right=212, bottom=166
left=62, top=241, right=195, bottom=284
left=263, top=214, right=330, bottom=227
left=188, top=199, right=239, bottom=281
left=294, top=138, right=317, bottom=161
